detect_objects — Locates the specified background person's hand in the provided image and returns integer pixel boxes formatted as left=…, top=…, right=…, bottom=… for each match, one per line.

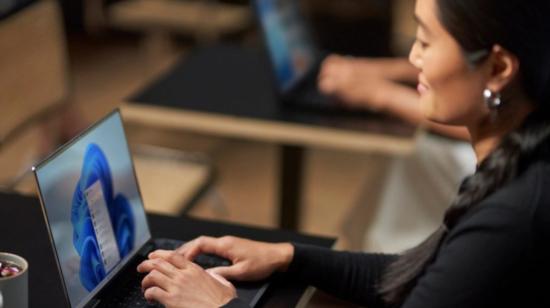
left=174, top=236, right=294, bottom=281
left=317, top=54, right=470, bottom=140
left=137, top=250, right=236, bottom=308
left=318, top=55, right=419, bottom=112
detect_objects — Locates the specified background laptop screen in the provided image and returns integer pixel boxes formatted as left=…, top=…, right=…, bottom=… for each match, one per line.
left=34, top=111, right=151, bottom=308
left=256, top=0, right=317, bottom=91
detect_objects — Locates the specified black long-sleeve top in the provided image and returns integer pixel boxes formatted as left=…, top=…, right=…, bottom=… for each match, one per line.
left=225, top=159, right=550, bottom=307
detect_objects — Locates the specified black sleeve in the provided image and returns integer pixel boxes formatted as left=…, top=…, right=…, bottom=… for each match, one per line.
left=221, top=246, right=396, bottom=308
left=221, top=298, right=250, bottom=308
left=400, top=206, right=531, bottom=308
left=287, top=243, right=398, bottom=307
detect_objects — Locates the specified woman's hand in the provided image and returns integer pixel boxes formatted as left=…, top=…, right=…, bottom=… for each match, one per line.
left=175, top=236, right=294, bottom=281
left=137, top=250, right=236, bottom=308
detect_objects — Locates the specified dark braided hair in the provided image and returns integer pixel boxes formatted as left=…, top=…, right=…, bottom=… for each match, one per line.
left=379, top=0, right=550, bottom=305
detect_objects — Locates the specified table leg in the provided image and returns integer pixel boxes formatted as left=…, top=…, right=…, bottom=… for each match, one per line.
left=279, top=145, right=305, bottom=230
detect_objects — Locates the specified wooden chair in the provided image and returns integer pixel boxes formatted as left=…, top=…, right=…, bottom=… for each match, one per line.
left=131, top=144, right=219, bottom=216
left=0, top=1, right=219, bottom=217
left=107, top=0, right=252, bottom=42
left=0, top=0, right=70, bottom=190
left=84, top=0, right=252, bottom=65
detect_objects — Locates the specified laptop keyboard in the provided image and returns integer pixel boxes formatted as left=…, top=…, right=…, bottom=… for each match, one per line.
left=99, top=239, right=231, bottom=307
left=101, top=270, right=160, bottom=308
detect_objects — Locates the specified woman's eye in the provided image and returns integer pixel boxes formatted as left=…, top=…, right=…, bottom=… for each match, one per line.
left=416, top=38, right=429, bottom=49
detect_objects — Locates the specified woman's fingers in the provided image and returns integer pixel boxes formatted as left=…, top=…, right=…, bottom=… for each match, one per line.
left=146, top=249, right=172, bottom=259
left=139, top=243, right=240, bottom=307
left=206, top=270, right=234, bottom=288
left=149, top=250, right=195, bottom=269
left=138, top=257, right=178, bottom=278
left=176, top=236, right=231, bottom=261
left=207, top=263, right=246, bottom=281
left=176, top=237, right=209, bottom=260
left=141, top=270, right=172, bottom=292
left=141, top=261, right=237, bottom=307
left=176, top=236, right=214, bottom=259
left=143, top=286, right=170, bottom=304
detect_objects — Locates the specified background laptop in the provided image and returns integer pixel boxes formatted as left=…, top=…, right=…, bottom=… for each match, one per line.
left=253, top=0, right=335, bottom=109
left=33, top=110, right=268, bottom=308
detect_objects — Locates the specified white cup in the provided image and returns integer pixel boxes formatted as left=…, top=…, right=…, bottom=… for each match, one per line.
left=0, top=253, right=28, bottom=308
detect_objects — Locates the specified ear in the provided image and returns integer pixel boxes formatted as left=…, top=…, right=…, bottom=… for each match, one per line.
left=485, top=45, right=520, bottom=92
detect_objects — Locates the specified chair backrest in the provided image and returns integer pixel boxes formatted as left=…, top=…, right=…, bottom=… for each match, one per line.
left=0, top=0, right=70, bottom=191
left=0, top=0, right=69, bottom=145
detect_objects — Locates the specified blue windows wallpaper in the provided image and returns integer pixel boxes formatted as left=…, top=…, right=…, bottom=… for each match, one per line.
left=257, top=0, right=316, bottom=91
left=71, top=143, right=135, bottom=291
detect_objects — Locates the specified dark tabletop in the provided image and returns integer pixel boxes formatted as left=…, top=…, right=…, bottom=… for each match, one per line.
left=131, top=44, right=415, bottom=138
left=0, top=192, right=334, bottom=307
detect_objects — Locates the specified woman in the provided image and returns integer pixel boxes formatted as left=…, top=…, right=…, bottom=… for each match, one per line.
left=137, top=0, right=550, bottom=306
left=317, top=3, right=475, bottom=253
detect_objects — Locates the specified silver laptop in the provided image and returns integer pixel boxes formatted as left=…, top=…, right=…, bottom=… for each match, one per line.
left=33, top=109, right=268, bottom=308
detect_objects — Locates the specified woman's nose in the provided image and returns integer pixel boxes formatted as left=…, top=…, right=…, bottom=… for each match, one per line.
left=409, top=43, right=423, bottom=69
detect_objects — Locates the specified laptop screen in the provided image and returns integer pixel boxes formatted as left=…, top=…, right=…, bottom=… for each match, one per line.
left=256, top=0, right=317, bottom=91
left=34, top=111, right=151, bottom=308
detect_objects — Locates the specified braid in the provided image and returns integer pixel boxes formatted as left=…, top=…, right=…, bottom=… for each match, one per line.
left=444, top=131, right=522, bottom=228
left=380, top=110, right=550, bottom=305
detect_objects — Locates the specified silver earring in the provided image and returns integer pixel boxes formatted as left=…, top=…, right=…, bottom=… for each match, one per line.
left=483, top=88, right=502, bottom=109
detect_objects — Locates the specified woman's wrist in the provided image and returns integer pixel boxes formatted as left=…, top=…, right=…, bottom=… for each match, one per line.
left=274, top=243, right=294, bottom=272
